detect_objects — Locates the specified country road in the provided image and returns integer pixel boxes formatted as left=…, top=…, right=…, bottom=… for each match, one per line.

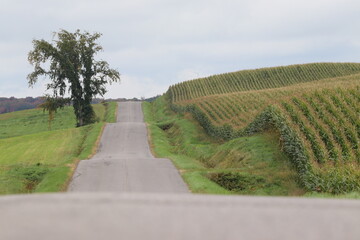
left=1, top=102, right=360, bottom=240
left=68, top=102, right=188, bottom=193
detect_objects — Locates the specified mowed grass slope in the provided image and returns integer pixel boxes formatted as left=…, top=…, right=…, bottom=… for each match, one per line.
left=167, top=63, right=360, bottom=195
left=0, top=102, right=117, bottom=194
left=0, top=106, right=76, bottom=139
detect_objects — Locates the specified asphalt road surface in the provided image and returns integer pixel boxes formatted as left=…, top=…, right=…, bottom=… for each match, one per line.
left=1, top=193, right=360, bottom=240
left=68, top=102, right=188, bottom=193
left=1, top=102, right=360, bottom=240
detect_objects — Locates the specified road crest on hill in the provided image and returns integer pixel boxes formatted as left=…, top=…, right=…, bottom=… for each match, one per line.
left=68, top=101, right=188, bottom=193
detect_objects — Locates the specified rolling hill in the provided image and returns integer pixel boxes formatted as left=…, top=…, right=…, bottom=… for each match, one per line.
left=168, top=62, right=360, bottom=101
left=165, top=63, right=360, bottom=194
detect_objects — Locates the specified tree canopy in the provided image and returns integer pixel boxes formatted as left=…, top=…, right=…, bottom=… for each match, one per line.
left=28, top=29, right=120, bottom=127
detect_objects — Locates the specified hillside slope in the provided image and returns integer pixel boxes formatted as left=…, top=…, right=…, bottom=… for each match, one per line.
left=0, top=102, right=117, bottom=194
left=143, top=97, right=304, bottom=196
left=167, top=63, right=360, bottom=194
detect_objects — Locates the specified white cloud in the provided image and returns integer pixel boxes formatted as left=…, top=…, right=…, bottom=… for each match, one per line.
left=0, top=81, right=48, bottom=98
left=104, top=75, right=167, bottom=99
left=176, top=69, right=210, bottom=83
left=1, top=0, right=360, bottom=98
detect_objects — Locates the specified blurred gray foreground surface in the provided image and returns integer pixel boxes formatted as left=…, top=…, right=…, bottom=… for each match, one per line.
left=68, top=101, right=188, bottom=193
left=0, top=193, right=360, bottom=240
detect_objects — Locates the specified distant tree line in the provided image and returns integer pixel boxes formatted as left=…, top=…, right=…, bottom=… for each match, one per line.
left=0, top=97, right=43, bottom=114
left=0, top=95, right=160, bottom=115
left=0, top=97, right=103, bottom=114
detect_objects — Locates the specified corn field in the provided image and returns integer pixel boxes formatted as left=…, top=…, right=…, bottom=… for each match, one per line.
left=167, top=63, right=360, bottom=193
left=168, top=62, right=360, bottom=102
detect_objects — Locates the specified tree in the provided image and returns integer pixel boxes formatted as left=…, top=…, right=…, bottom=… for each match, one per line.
left=27, top=29, right=120, bottom=127
left=39, top=95, right=70, bottom=130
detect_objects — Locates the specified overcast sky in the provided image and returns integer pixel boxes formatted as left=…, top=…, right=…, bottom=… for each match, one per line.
left=1, top=0, right=360, bottom=98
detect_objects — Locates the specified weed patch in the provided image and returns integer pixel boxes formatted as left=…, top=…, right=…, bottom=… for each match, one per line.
left=157, top=122, right=174, bottom=131
left=8, top=164, right=49, bottom=192
left=209, top=172, right=266, bottom=192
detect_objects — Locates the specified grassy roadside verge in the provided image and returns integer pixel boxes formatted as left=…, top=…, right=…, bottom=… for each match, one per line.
left=143, top=98, right=230, bottom=194
left=143, top=97, right=304, bottom=196
left=103, top=101, right=118, bottom=123
left=0, top=102, right=117, bottom=195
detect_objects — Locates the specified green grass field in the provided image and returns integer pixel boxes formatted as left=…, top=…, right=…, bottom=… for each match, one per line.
left=0, top=102, right=117, bottom=194
left=0, top=106, right=76, bottom=139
